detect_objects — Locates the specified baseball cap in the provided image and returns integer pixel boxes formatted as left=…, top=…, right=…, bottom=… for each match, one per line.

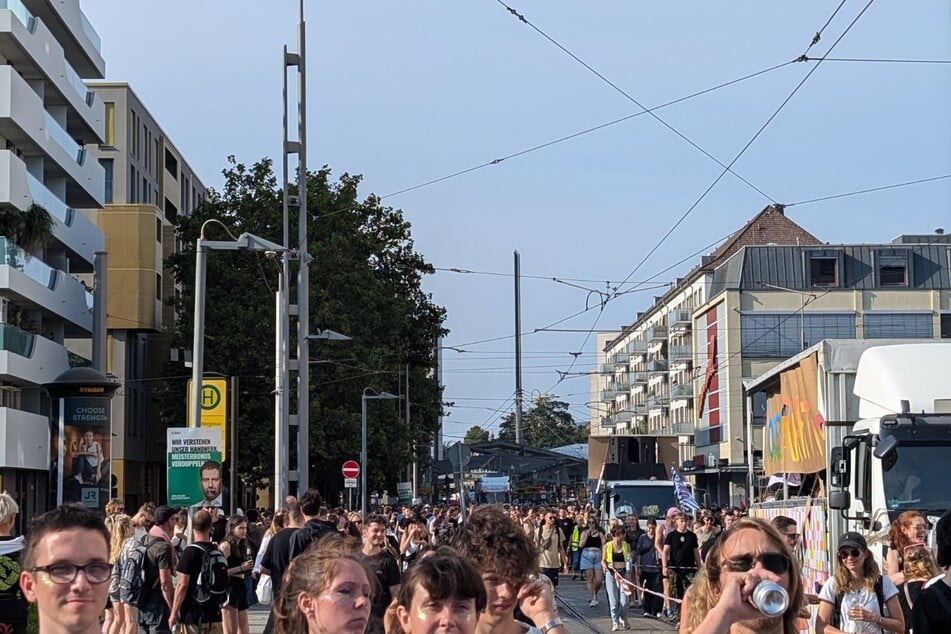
left=838, top=532, right=868, bottom=551
left=666, top=507, right=680, bottom=518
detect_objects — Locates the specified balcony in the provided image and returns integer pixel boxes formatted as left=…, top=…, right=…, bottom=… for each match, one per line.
left=20, top=0, right=106, bottom=78
left=647, top=359, right=668, bottom=374
left=0, top=322, right=70, bottom=384
left=614, top=411, right=632, bottom=424
left=647, top=394, right=670, bottom=409
left=671, top=421, right=695, bottom=435
left=612, top=352, right=630, bottom=367
left=626, top=340, right=647, bottom=356
left=0, top=322, right=34, bottom=357
left=668, top=308, right=692, bottom=331
left=599, top=362, right=613, bottom=374
left=671, top=383, right=694, bottom=400
left=600, top=386, right=616, bottom=401
left=647, top=326, right=668, bottom=341
left=669, top=345, right=693, bottom=364
left=615, top=379, right=630, bottom=392
left=0, top=406, right=48, bottom=469
left=630, top=371, right=647, bottom=384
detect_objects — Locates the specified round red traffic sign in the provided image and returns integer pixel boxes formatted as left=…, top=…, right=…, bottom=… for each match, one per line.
left=342, top=460, right=360, bottom=479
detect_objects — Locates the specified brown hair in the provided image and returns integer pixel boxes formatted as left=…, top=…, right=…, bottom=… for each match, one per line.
left=888, top=511, right=926, bottom=551
left=22, top=504, right=109, bottom=568
left=397, top=546, right=487, bottom=612
left=452, top=505, right=538, bottom=584
left=832, top=537, right=881, bottom=593
left=224, top=514, right=248, bottom=560
left=903, top=544, right=940, bottom=582
left=267, top=512, right=286, bottom=537
left=682, top=517, right=803, bottom=634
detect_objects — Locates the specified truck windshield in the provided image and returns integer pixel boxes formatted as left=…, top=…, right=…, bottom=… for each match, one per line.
left=611, top=485, right=675, bottom=519
left=882, top=444, right=951, bottom=511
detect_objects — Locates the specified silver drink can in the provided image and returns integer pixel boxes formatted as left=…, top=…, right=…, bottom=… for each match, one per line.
left=751, top=580, right=789, bottom=616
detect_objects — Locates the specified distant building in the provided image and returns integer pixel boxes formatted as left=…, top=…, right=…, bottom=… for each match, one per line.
left=0, top=0, right=106, bottom=526
left=86, top=83, right=207, bottom=508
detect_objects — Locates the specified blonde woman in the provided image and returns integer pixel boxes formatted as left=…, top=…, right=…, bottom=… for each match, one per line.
left=106, top=513, right=137, bottom=634
left=895, top=544, right=939, bottom=631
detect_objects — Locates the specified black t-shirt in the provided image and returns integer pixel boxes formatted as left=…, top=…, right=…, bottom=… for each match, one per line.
left=261, top=527, right=296, bottom=596
left=0, top=536, right=28, bottom=632
left=365, top=550, right=401, bottom=618
left=143, top=534, right=173, bottom=604
left=912, top=579, right=951, bottom=634
left=556, top=518, right=575, bottom=551
left=287, top=519, right=336, bottom=560
left=664, top=529, right=699, bottom=570
left=176, top=542, right=222, bottom=625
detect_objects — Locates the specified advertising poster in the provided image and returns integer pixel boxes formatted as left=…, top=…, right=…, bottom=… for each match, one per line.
left=397, top=482, right=413, bottom=506
left=167, top=428, right=223, bottom=509
left=51, top=396, right=113, bottom=509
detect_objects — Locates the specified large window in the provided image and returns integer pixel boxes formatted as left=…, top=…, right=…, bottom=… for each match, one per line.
left=864, top=313, right=933, bottom=339
left=809, top=257, right=838, bottom=286
left=741, top=313, right=856, bottom=356
left=103, top=102, right=114, bottom=146
left=878, top=253, right=909, bottom=287
left=99, top=158, right=113, bottom=204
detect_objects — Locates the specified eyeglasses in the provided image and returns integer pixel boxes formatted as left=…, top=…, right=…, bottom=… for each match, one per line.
left=722, top=552, right=791, bottom=575
left=838, top=548, right=862, bottom=559
left=30, top=562, right=113, bottom=584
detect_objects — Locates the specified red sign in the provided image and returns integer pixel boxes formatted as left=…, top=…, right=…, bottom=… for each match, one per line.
left=342, top=460, right=360, bottom=479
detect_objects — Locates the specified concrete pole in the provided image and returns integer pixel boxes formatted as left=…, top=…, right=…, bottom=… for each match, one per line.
left=189, top=240, right=208, bottom=429
left=92, top=251, right=107, bottom=372
left=514, top=250, right=523, bottom=445
left=361, top=393, right=368, bottom=521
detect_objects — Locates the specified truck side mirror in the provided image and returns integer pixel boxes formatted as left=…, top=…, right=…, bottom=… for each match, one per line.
left=829, top=446, right=850, bottom=488
left=829, top=489, right=851, bottom=510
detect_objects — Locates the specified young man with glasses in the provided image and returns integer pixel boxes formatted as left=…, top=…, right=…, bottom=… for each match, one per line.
left=18, top=504, right=112, bottom=634
left=537, top=510, right=565, bottom=587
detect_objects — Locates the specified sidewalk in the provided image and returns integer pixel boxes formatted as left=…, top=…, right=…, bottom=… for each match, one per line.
left=247, top=573, right=679, bottom=633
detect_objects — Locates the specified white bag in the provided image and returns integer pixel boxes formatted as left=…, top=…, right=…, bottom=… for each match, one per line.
left=255, top=574, right=273, bottom=605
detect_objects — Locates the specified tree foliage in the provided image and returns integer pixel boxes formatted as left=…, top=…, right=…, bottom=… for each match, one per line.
left=160, top=157, right=446, bottom=502
left=0, top=204, right=54, bottom=252
left=498, top=395, right=587, bottom=449
left=463, top=425, right=491, bottom=444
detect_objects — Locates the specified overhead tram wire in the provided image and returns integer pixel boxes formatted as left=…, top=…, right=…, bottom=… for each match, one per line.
left=799, top=56, right=951, bottom=65
left=802, top=0, right=849, bottom=57
left=494, top=0, right=777, bottom=204
left=612, top=0, right=877, bottom=293
left=785, top=173, right=951, bottom=208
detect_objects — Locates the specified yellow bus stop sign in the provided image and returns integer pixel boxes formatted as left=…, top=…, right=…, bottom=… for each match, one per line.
left=187, top=378, right=228, bottom=455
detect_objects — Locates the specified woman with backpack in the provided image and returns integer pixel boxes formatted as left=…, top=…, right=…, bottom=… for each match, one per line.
left=816, top=532, right=905, bottom=634
left=104, top=513, right=133, bottom=634
left=219, top=514, right=252, bottom=634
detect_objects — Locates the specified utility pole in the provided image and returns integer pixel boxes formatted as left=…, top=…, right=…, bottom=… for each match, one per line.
left=92, top=251, right=107, bottom=372
left=514, top=251, right=523, bottom=445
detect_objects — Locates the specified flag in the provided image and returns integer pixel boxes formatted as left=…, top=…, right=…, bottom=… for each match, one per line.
left=672, top=468, right=701, bottom=512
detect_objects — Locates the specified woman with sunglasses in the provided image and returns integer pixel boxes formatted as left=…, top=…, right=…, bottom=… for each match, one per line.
left=816, top=532, right=904, bottom=634
left=886, top=511, right=928, bottom=586
left=579, top=515, right=606, bottom=606
left=680, top=516, right=803, bottom=634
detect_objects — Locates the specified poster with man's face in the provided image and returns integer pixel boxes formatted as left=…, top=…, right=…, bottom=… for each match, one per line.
left=167, top=428, right=223, bottom=508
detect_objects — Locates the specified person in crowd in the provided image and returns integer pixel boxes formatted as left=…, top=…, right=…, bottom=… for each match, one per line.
left=104, top=512, right=132, bottom=634
left=272, top=537, right=372, bottom=634
left=395, top=546, right=487, bottom=634
left=169, top=509, right=224, bottom=633
left=132, top=502, right=156, bottom=538
left=886, top=511, right=929, bottom=586
left=288, top=490, right=337, bottom=558
left=536, top=509, right=565, bottom=588
left=816, top=531, right=904, bottom=634
left=170, top=508, right=188, bottom=561
left=896, top=543, right=940, bottom=630
left=452, top=505, right=567, bottom=634
left=681, top=516, right=804, bottom=634
left=770, top=516, right=799, bottom=554
left=555, top=507, right=576, bottom=576
left=139, top=505, right=178, bottom=634
left=244, top=509, right=264, bottom=607
left=361, top=514, right=402, bottom=633
left=602, top=524, right=633, bottom=631
left=568, top=511, right=583, bottom=580
left=696, top=513, right=719, bottom=555
left=911, top=510, right=951, bottom=634
left=657, top=507, right=679, bottom=619
left=344, top=512, right=363, bottom=539
left=253, top=511, right=285, bottom=576
left=579, top=515, right=606, bottom=606
left=18, top=504, right=112, bottom=634
left=621, top=512, right=644, bottom=606
left=260, top=502, right=304, bottom=634
left=105, top=498, right=126, bottom=516
left=220, top=514, right=253, bottom=634
left=636, top=518, right=663, bottom=619
left=662, top=512, right=701, bottom=624
left=0, top=491, right=27, bottom=634
left=400, top=515, right=431, bottom=570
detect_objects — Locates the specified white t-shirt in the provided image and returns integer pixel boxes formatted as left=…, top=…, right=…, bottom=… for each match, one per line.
left=818, top=576, right=898, bottom=634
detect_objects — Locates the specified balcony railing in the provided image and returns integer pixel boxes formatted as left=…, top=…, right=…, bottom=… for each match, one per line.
left=26, top=172, right=75, bottom=226
left=626, top=340, right=647, bottom=355
left=63, top=61, right=93, bottom=106
left=669, top=345, right=693, bottom=362
left=0, top=323, right=36, bottom=357
left=671, top=421, right=695, bottom=435
left=615, top=380, right=630, bottom=392
left=647, top=359, right=668, bottom=373
left=671, top=383, right=694, bottom=399
left=612, top=352, right=630, bottom=366
left=80, top=12, right=102, bottom=53
left=647, top=326, right=668, bottom=341
left=615, top=411, right=632, bottom=423
left=2, top=0, right=34, bottom=31
left=601, top=387, right=616, bottom=401
left=1, top=237, right=56, bottom=289
left=648, top=394, right=670, bottom=409
left=43, top=111, right=84, bottom=163
left=668, top=308, right=692, bottom=329
left=600, top=362, right=614, bottom=374
left=630, top=371, right=647, bottom=384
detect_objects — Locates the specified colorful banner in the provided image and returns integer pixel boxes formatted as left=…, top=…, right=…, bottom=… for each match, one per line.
left=763, top=353, right=827, bottom=475
left=167, top=428, right=223, bottom=509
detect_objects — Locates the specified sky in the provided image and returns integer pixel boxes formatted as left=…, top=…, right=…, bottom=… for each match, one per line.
left=81, top=1, right=951, bottom=447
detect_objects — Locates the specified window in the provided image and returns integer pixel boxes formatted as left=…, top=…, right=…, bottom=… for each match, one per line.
left=741, top=312, right=856, bottom=356
left=878, top=254, right=909, bottom=287
left=155, top=217, right=162, bottom=243
left=164, top=148, right=178, bottom=179
left=129, top=165, right=137, bottom=203
left=864, top=313, right=933, bottom=339
left=100, top=158, right=113, bottom=204
left=103, top=102, right=115, bottom=146
left=942, top=314, right=951, bottom=339
left=155, top=273, right=162, bottom=301
left=809, top=257, right=838, bottom=286
left=164, top=197, right=178, bottom=222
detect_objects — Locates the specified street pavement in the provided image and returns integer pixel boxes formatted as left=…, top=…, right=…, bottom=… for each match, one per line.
left=247, top=571, right=679, bottom=633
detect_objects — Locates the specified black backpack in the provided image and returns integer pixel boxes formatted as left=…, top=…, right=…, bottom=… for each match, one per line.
left=187, top=543, right=230, bottom=606
left=831, top=576, right=886, bottom=629
left=118, top=535, right=157, bottom=608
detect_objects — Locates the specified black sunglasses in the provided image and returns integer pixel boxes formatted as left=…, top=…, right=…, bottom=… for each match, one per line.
left=838, top=548, right=862, bottom=559
left=722, top=552, right=791, bottom=575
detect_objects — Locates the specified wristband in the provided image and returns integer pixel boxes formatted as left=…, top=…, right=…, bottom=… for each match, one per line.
left=539, top=617, right=564, bottom=633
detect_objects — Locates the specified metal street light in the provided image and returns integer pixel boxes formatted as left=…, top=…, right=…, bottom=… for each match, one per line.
left=306, top=329, right=352, bottom=342
left=361, top=388, right=398, bottom=520
left=189, top=218, right=285, bottom=439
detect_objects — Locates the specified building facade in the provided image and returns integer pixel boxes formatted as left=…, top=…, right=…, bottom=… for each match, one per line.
left=86, top=83, right=206, bottom=510
left=0, top=0, right=105, bottom=526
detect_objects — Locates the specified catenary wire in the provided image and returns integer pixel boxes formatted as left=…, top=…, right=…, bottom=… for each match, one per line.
left=784, top=173, right=951, bottom=207
left=802, top=0, right=849, bottom=56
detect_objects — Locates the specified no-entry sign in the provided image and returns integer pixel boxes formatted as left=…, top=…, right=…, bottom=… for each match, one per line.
left=342, top=460, right=360, bottom=479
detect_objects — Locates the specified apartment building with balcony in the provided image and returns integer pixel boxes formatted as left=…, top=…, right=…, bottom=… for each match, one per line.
left=86, top=83, right=206, bottom=508
left=589, top=206, right=822, bottom=493
left=691, top=229, right=951, bottom=505
left=0, top=0, right=105, bottom=521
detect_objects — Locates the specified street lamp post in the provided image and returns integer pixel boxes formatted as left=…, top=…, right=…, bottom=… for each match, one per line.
left=361, top=388, right=398, bottom=520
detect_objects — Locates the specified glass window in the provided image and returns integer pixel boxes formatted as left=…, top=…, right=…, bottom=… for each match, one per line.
left=103, top=102, right=114, bottom=146
left=878, top=254, right=908, bottom=287
left=99, top=158, right=113, bottom=204
left=863, top=313, right=933, bottom=339
left=809, top=257, right=838, bottom=286
left=942, top=314, right=951, bottom=339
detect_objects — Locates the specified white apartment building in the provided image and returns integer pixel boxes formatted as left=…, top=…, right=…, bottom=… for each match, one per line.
left=0, top=0, right=105, bottom=524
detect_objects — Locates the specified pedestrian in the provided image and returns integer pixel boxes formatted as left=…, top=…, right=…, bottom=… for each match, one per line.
left=661, top=512, right=701, bottom=624
left=911, top=510, right=951, bottom=634
left=395, top=546, right=487, bottom=634
left=601, top=525, right=632, bottom=631
left=886, top=511, right=929, bottom=586
left=288, top=490, right=337, bottom=558
left=657, top=506, right=679, bottom=618
left=578, top=515, right=606, bottom=606
left=138, top=505, right=179, bottom=634
left=555, top=507, right=575, bottom=575
left=361, top=514, right=402, bottom=634
left=219, top=514, right=253, bottom=634
left=896, top=543, right=940, bottom=631
left=104, top=512, right=132, bottom=634
left=168, top=509, right=226, bottom=633
left=0, top=491, right=27, bottom=634
left=18, top=504, right=112, bottom=634
left=536, top=509, right=565, bottom=587
left=635, top=518, right=663, bottom=619
left=259, top=502, right=305, bottom=634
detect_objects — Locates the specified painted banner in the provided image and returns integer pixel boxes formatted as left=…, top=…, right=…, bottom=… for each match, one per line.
left=167, top=428, right=223, bottom=509
left=763, top=353, right=827, bottom=475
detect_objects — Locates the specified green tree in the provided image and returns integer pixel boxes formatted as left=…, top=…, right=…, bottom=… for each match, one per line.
left=160, top=157, right=446, bottom=501
left=498, top=394, right=587, bottom=449
left=463, top=425, right=491, bottom=444
left=0, top=204, right=53, bottom=252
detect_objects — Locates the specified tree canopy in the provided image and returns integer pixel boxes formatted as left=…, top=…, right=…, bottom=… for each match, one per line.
left=463, top=425, right=491, bottom=444
left=160, top=157, right=446, bottom=502
left=498, top=395, right=587, bottom=449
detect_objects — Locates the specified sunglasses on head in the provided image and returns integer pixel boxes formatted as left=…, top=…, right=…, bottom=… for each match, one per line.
left=722, top=552, right=791, bottom=575
left=838, top=548, right=862, bottom=559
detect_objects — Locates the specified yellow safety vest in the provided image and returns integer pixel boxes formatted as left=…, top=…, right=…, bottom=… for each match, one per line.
left=604, top=540, right=631, bottom=565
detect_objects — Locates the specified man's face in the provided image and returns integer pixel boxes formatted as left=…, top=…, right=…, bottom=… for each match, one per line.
left=364, top=521, right=387, bottom=547
left=724, top=513, right=736, bottom=528
left=779, top=524, right=800, bottom=551
left=201, top=467, right=221, bottom=501
left=20, top=528, right=110, bottom=632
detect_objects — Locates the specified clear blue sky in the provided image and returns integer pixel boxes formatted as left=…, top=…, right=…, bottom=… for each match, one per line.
left=82, top=1, right=951, bottom=445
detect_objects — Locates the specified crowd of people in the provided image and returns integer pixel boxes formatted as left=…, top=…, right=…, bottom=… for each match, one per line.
left=1, top=489, right=950, bottom=634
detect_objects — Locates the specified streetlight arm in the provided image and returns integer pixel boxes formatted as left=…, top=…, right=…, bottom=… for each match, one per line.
left=199, top=218, right=238, bottom=241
